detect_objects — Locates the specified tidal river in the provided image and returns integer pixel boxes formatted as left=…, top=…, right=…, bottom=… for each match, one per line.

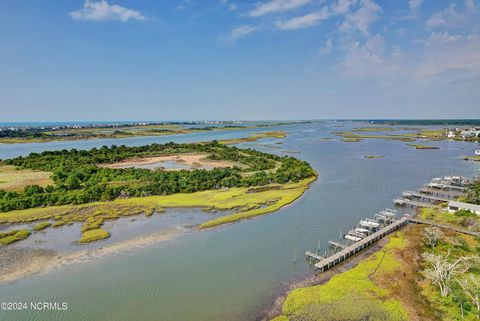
left=0, top=121, right=478, bottom=321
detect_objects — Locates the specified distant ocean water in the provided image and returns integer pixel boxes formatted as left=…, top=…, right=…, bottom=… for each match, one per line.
left=0, top=120, right=278, bottom=127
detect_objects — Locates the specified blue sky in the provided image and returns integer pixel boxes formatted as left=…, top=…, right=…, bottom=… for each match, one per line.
left=0, top=0, right=479, bottom=121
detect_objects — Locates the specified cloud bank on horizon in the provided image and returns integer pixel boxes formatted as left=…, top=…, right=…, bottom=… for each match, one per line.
left=0, top=0, right=478, bottom=120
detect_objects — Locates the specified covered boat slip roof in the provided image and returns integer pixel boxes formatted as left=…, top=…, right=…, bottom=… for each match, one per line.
left=448, top=200, right=480, bottom=212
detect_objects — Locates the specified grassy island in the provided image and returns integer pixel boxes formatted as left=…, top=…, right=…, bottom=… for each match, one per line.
left=0, top=141, right=316, bottom=243
left=335, top=132, right=416, bottom=142
left=218, top=131, right=288, bottom=145
left=406, top=143, right=440, bottom=150
left=463, top=155, right=480, bottom=162
left=364, top=155, right=385, bottom=159
left=0, top=229, right=31, bottom=245
left=32, top=221, right=52, bottom=231
left=0, top=123, right=262, bottom=144
left=79, top=228, right=110, bottom=243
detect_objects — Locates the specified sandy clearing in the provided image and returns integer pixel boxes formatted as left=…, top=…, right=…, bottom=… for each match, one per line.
left=100, top=153, right=235, bottom=170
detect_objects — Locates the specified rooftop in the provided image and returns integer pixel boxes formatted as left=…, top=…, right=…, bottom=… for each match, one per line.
left=448, top=201, right=480, bottom=212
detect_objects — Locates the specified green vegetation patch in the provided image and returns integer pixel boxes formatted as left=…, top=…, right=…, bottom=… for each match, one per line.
left=341, top=137, right=363, bottom=142
left=275, top=233, right=408, bottom=321
left=406, top=143, right=440, bottom=150
left=418, top=228, right=480, bottom=320
left=463, top=155, right=480, bottom=162
left=0, top=177, right=315, bottom=243
left=0, top=229, right=31, bottom=245
left=219, top=131, right=288, bottom=145
left=78, top=228, right=110, bottom=244
left=335, top=131, right=416, bottom=142
left=81, top=216, right=104, bottom=232
left=199, top=177, right=315, bottom=228
left=33, top=221, right=51, bottom=231
left=419, top=207, right=480, bottom=232
left=468, top=180, right=480, bottom=204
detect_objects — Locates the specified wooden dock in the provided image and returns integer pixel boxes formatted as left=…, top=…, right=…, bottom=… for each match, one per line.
left=394, top=198, right=436, bottom=208
left=313, top=217, right=409, bottom=272
left=305, top=251, right=324, bottom=262
left=418, top=187, right=465, bottom=198
left=402, top=191, right=450, bottom=203
left=428, top=184, right=467, bottom=192
left=328, top=240, right=347, bottom=250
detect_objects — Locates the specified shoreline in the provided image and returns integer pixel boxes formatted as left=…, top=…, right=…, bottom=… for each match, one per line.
left=0, top=227, right=186, bottom=285
left=255, top=238, right=389, bottom=321
left=0, top=177, right=316, bottom=285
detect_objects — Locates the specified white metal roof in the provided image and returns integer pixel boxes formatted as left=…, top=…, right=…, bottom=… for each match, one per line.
left=448, top=201, right=480, bottom=212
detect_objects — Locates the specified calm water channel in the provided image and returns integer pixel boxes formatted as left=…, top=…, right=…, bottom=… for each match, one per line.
left=0, top=121, right=478, bottom=321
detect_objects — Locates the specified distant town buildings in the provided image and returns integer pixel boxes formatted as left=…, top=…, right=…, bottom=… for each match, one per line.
left=445, top=127, right=480, bottom=140
left=460, top=127, right=480, bottom=139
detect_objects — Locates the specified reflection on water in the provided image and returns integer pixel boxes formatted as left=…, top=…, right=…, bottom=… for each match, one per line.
left=0, top=121, right=478, bottom=321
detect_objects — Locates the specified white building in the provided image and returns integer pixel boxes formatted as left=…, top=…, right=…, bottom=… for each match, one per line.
left=448, top=201, right=480, bottom=215
left=460, top=127, right=480, bottom=139
left=447, top=130, right=456, bottom=138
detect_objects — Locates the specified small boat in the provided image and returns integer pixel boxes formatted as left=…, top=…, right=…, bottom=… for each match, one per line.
left=359, top=220, right=380, bottom=229
left=345, top=234, right=362, bottom=242
left=347, top=230, right=366, bottom=238
left=354, top=227, right=370, bottom=235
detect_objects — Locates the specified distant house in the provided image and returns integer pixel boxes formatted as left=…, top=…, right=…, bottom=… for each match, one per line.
left=460, top=127, right=480, bottom=139
left=447, top=130, right=456, bottom=138
left=448, top=201, right=480, bottom=215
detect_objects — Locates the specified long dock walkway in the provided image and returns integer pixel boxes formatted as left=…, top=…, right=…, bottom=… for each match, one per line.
left=314, top=216, right=409, bottom=271
left=409, top=218, right=480, bottom=237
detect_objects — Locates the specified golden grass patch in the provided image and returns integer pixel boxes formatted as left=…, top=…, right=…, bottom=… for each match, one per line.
left=0, top=165, right=52, bottom=192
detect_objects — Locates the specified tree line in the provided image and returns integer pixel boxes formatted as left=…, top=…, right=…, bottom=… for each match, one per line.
left=0, top=141, right=316, bottom=212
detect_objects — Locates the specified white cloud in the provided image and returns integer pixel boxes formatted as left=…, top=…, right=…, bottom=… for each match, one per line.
left=417, top=32, right=480, bottom=78
left=426, top=4, right=466, bottom=28
left=342, top=34, right=389, bottom=77
left=275, top=7, right=330, bottom=30
left=465, top=0, right=477, bottom=11
left=319, top=37, right=334, bottom=56
left=340, top=31, right=480, bottom=83
left=339, top=0, right=381, bottom=36
left=249, top=0, right=311, bottom=17
left=226, top=25, right=260, bottom=43
left=408, top=0, right=423, bottom=11
left=219, top=0, right=238, bottom=11
left=70, top=0, right=146, bottom=22
left=331, top=0, right=358, bottom=15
